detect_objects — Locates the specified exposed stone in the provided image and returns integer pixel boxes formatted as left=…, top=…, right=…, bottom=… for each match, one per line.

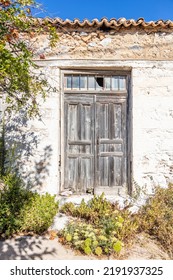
left=88, top=42, right=97, bottom=47
left=129, top=45, right=142, bottom=50
left=97, top=33, right=105, bottom=40
left=60, top=195, right=93, bottom=205
left=74, top=35, right=81, bottom=40
left=28, top=28, right=173, bottom=60
left=49, top=213, right=70, bottom=231
left=80, top=32, right=88, bottom=36
left=58, top=45, right=70, bottom=54
left=60, top=190, right=73, bottom=197
left=81, top=35, right=91, bottom=42
left=80, top=42, right=87, bottom=47
left=99, top=37, right=112, bottom=46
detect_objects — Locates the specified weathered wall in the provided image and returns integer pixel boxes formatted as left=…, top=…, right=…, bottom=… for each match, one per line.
left=132, top=62, right=173, bottom=193
left=2, top=27, right=173, bottom=196
left=32, top=28, right=173, bottom=60
left=3, top=66, right=60, bottom=195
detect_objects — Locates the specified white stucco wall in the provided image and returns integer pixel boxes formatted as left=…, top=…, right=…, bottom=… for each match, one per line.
left=132, top=62, right=173, bottom=193
left=5, top=59, right=171, bottom=196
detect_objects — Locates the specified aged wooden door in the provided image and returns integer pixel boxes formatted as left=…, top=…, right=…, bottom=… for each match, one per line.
left=64, top=95, right=95, bottom=193
left=63, top=73, right=128, bottom=195
left=95, top=96, right=126, bottom=195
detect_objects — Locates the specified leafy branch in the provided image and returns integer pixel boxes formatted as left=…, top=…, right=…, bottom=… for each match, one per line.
left=0, top=0, right=58, bottom=117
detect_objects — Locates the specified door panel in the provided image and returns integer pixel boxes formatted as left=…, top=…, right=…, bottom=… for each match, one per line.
left=64, top=96, right=95, bottom=193
left=96, top=97, right=126, bottom=193
left=67, top=157, right=78, bottom=188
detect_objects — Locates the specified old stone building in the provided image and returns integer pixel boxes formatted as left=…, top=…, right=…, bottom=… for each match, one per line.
left=4, top=18, right=173, bottom=197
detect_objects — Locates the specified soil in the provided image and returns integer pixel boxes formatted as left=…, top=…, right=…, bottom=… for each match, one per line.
left=0, top=232, right=170, bottom=260
left=121, top=233, right=170, bottom=260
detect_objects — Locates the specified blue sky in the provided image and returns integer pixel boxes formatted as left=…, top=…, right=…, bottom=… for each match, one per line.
left=36, top=0, right=173, bottom=21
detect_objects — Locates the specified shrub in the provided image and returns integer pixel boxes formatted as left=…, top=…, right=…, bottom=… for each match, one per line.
left=138, top=185, right=173, bottom=257
left=0, top=173, right=29, bottom=236
left=59, top=194, right=138, bottom=256
left=0, top=173, right=59, bottom=237
left=61, top=194, right=117, bottom=222
left=20, top=192, right=59, bottom=234
left=61, top=194, right=138, bottom=240
left=59, top=221, right=123, bottom=256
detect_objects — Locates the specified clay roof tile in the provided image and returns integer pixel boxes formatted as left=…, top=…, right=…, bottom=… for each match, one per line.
left=36, top=17, right=173, bottom=30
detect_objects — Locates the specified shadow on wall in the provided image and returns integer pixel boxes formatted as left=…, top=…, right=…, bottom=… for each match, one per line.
left=2, top=112, right=52, bottom=191
left=0, top=235, right=57, bottom=260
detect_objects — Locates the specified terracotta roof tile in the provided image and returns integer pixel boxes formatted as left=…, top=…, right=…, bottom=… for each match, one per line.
left=34, top=17, right=173, bottom=29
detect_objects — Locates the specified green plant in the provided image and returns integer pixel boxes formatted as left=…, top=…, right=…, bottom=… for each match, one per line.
left=0, top=0, right=58, bottom=117
left=59, top=221, right=123, bottom=256
left=60, top=194, right=114, bottom=222
left=138, top=185, right=173, bottom=257
left=132, top=179, right=147, bottom=201
left=60, top=194, right=138, bottom=243
left=0, top=121, right=5, bottom=177
left=0, top=173, right=28, bottom=236
left=60, top=202, right=76, bottom=216
left=20, top=192, right=59, bottom=233
left=59, top=194, right=140, bottom=256
left=88, top=193, right=112, bottom=216
left=0, top=173, right=59, bottom=237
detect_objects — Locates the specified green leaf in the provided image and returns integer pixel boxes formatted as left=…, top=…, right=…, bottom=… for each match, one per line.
left=113, top=241, right=122, bottom=253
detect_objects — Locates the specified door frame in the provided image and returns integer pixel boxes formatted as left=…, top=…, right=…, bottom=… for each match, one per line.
left=60, top=69, right=133, bottom=195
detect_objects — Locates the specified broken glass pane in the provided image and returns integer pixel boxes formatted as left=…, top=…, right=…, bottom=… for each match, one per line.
left=96, top=77, right=104, bottom=90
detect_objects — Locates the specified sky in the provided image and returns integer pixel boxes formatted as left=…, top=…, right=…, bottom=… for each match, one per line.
left=35, top=0, right=173, bottom=21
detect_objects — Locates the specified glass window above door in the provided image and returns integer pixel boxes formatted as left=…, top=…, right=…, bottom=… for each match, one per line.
left=64, top=74, right=127, bottom=91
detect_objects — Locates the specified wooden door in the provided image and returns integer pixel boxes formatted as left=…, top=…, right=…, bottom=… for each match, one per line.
left=64, top=95, right=127, bottom=195
left=64, top=95, right=95, bottom=193
left=95, top=96, right=127, bottom=195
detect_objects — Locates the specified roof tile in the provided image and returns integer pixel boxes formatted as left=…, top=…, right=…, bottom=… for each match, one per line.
left=35, top=17, right=173, bottom=29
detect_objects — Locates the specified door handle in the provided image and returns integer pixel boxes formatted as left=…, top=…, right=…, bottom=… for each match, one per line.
left=97, top=138, right=99, bottom=145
